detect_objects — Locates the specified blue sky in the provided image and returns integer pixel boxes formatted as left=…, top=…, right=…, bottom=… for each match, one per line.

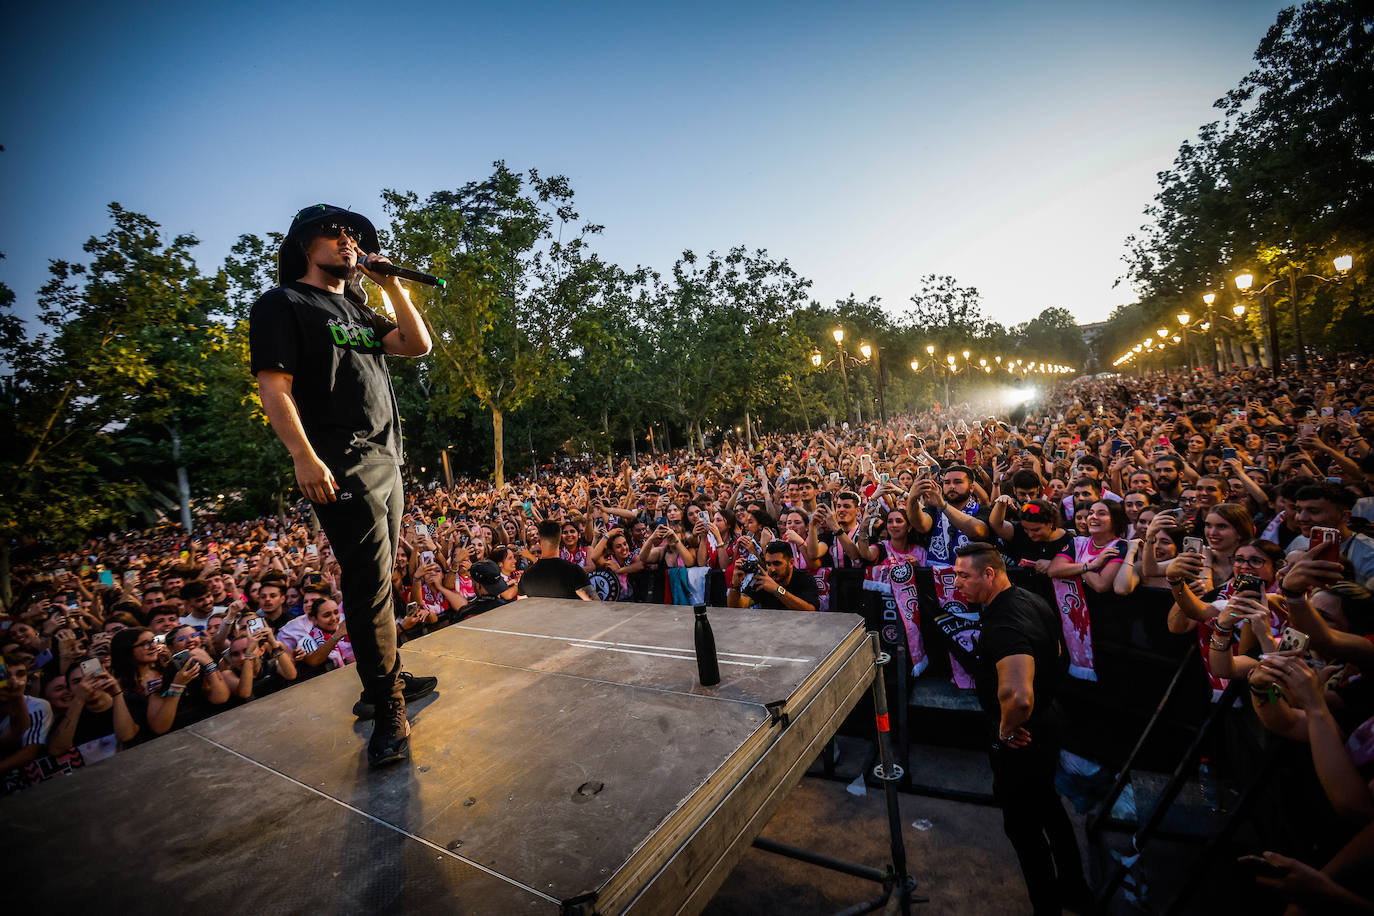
left=0, top=0, right=1289, bottom=331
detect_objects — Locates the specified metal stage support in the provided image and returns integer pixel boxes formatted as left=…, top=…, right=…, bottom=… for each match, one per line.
left=1093, top=676, right=1252, bottom=911
left=755, top=634, right=922, bottom=915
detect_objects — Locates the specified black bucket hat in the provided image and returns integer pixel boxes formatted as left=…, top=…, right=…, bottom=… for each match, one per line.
left=278, top=204, right=379, bottom=303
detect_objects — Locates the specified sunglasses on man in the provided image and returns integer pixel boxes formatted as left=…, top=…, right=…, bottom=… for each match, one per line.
left=317, top=223, right=364, bottom=245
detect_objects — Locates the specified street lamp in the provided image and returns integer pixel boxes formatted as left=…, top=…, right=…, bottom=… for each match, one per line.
left=1234, top=254, right=1353, bottom=374
left=856, top=342, right=886, bottom=421
left=925, top=344, right=935, bottom=357
left=1176, top=311, right=1192, bottom=372
left=1232, top=303, right=1246, bottom=317
left=1203, top=293, right=1216, bottom=306
left=833, top=329, right=852, bottom=422
left=813, top=330, right=879, bottom=423
left=909, top=359, right=920, bottom=373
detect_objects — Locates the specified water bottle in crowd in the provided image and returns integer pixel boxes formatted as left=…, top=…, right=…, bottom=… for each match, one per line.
left=694, top=604, right=720, bottom=686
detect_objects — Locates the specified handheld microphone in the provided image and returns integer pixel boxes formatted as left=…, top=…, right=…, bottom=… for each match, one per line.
left=358, top=253, right=446, bottom=288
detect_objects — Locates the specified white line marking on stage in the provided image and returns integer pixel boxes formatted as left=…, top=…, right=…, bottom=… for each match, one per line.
left=459, top=625, right=812, bottom=664
left=565, top=643, right=762, bottom=666
left=190, top=732, right=560, bottom=904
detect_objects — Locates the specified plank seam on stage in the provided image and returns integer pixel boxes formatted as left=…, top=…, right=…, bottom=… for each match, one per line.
left=400, top=648, right=792, bottom=708
left=187, top=730, right=562, bottom=905
left=449, top=622, right=814, bottom=664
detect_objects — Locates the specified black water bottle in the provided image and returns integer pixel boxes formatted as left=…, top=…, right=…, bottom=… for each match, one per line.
left=693, top=604, right=720, bottom=686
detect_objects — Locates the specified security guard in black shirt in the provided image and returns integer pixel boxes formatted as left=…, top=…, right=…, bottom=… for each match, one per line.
left=953, top=542, right=1091, bottom=915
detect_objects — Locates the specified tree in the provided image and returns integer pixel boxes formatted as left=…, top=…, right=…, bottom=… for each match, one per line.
left=1118, top=1, right=1374, bottom=366
left=382, top=163, right=611, bottom=487
left=0, top=206, right=227, bottom=602
left=1014, top=307, right=1089, bottom=368
left=648, top=247, right=813, bottom=450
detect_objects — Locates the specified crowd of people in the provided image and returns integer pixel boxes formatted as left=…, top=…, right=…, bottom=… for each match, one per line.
left=5, top=355, right=1374, bottom=911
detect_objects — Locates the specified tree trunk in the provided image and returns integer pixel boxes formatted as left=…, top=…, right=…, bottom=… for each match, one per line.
left=745, top=410, right=754, bottom=452
left=601, top=408, right=612, bottom=474
left=276, top=490, right=288, bottom=528
left=0, top=540, right=11, bottom=612
left=492, top=406, right=506, bottom=488
left=629, top=419, right=638, bottom=464
left=168, top=424, right=193, bottom=536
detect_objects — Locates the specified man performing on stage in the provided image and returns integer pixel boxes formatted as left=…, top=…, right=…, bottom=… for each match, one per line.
left=250, top=204, right=437, bottom=767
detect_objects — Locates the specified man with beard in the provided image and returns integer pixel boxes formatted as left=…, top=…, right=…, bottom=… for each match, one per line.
left=908, top=465, right=992, bottom=565
left=1152, top=454, right=1186, bottom=503
left=250, top=205, right=436, bottom=768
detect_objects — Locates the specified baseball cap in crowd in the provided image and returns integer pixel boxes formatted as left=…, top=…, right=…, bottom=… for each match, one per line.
left=470, top=561, right=509, bottom=594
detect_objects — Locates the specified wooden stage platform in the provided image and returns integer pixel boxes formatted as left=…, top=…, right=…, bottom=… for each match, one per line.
left=9, top=600, right=879, bottom=914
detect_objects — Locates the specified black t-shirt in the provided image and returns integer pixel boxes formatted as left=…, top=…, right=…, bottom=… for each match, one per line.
left=262, top=608, right=300, bottom=634
left=816, top=527, right=865, bottom=570
left=71, top=705, right=115, bottom=747
left=458, top=594, right=512, bottom=620
left=518, top=558, right=592, bottom=600
left=1002, top=525, right=1074, bottom=564
left=249, top=281, right=402, bottom=467
left=970, top=585, right=1068, bottom=737
left=744, top=566, right=821, bottom=611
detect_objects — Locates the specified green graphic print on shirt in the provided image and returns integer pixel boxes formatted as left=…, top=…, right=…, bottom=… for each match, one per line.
left=328, top=320, right=384, bottom=351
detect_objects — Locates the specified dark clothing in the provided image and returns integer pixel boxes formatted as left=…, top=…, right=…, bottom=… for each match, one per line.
left=518, top=558, right=592, bottom=600
left=249, top=281, right=402, bottom=466
left=816, top=529, right=866, bottom=570
left=1002, top=526, right=1074, bottom=565
left=969, top=584, right=1082, bottom=915
left=744, top=566, right=821, bottom=611
left=972, top=585, right=1068, bottom=737
left=458, top=594, right=512, bottom=620
left=70, top=706, right=115, bottom=747
left=250, top=279, right=410, bottom=707
left=310, top=459, right=405, bottom=705
left=224, top=658, right=293, bottom=707
left=990, top=740, right=1089, bottom=916
left=262, top=608, right=300, bottom=634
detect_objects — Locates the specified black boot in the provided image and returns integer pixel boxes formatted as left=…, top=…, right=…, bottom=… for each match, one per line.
left=367, top=689, right=411, bottom=768
left=353, top=671, right=437, bottom=719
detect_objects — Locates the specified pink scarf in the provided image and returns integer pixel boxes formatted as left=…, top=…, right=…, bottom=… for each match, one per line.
left=1052, top=536, right=1107, bottom=681
left=889, top=561, right=928, bottom=675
